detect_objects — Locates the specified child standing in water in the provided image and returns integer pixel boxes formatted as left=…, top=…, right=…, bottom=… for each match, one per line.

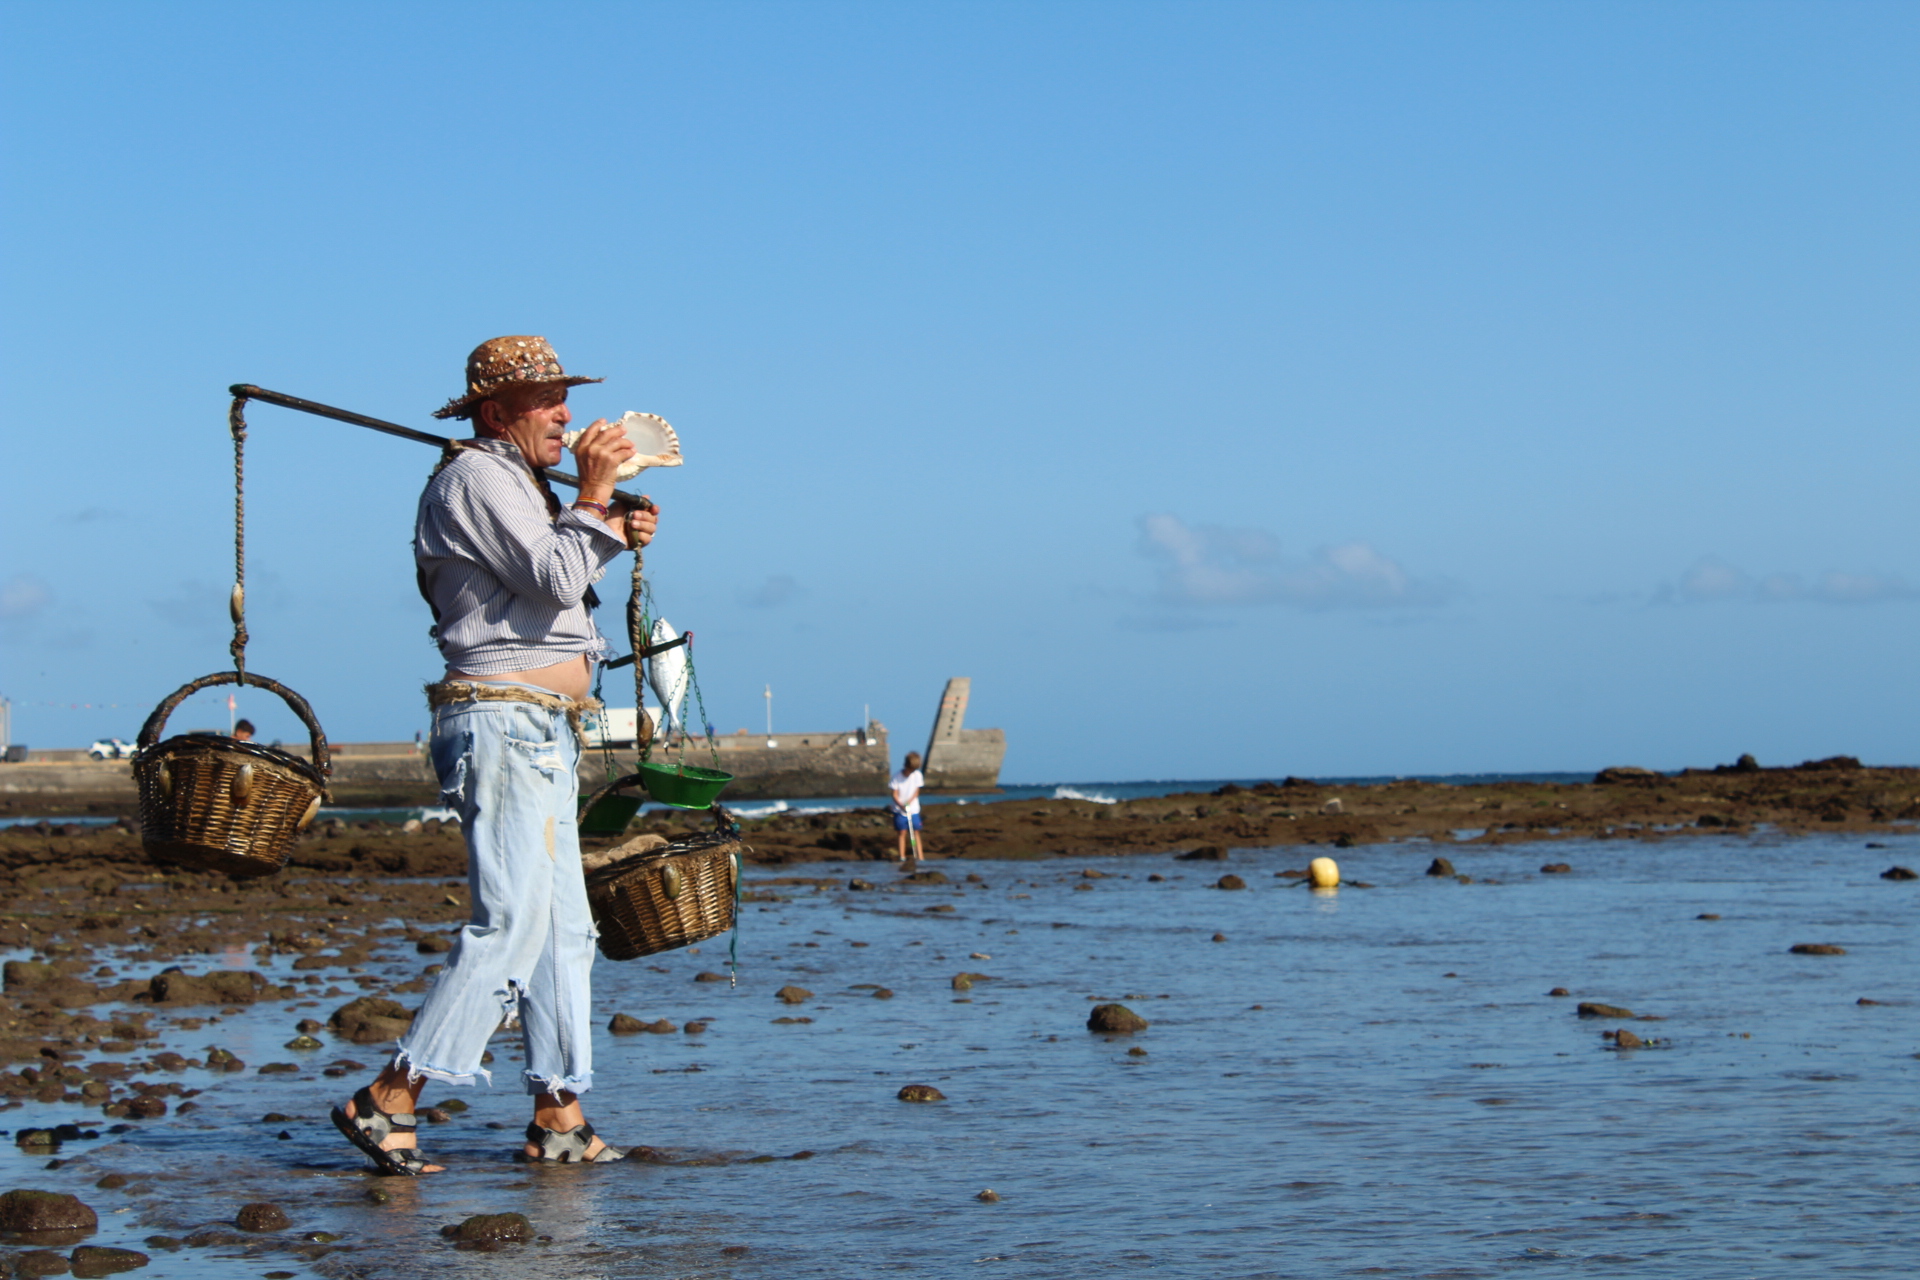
left=891, top=751, right=925, bottom=864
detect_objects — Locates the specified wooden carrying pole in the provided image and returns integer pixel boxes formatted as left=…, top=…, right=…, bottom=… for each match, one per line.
left=227, top=384, right=657, bottom=512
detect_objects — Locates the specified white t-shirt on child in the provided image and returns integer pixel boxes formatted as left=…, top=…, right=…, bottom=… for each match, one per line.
left=891, top=768, right=923, bottom=816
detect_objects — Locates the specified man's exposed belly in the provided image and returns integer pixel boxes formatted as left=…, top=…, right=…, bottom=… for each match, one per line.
left=450, top=654, right=594, bottom=702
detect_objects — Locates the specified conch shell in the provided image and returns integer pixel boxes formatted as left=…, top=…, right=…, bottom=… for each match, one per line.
left=562, top=411, right=682, bottom=480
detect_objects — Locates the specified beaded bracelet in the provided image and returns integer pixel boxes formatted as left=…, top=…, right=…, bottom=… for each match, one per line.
left=572, top=499, right=610, bottom=518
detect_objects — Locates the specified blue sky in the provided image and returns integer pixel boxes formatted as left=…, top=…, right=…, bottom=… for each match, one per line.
left=2, top=1, right=1915, bottom=781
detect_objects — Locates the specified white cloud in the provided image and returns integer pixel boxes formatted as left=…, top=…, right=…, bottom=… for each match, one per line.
left=0, top=574, right=52, bottom=621
left=1137, top=514, right=1449, bottom=610
left=1663, top=556, right=1917, bottom=605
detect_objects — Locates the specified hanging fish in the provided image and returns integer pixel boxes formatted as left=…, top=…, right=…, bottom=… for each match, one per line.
left=646, top=617, right=689, bottom=738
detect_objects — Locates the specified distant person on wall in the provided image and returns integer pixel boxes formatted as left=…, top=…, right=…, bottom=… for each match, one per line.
left=330, top=336, right=658, bottom=1176
left=892, top=751, right=926, bottom=864
left=232, top=719, right=255, bottom=742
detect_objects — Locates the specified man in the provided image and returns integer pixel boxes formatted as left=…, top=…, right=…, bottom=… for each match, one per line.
left=232, top=719, right=255, bottom=743
left=332, top=336, right=656, bottom=1174
left=891, top=751, right=926, bottom=864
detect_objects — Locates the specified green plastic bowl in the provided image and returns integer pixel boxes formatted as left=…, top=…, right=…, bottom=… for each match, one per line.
left=577, top=791, right=644, bottom=837
left=639, top=760, right=733, bottom=810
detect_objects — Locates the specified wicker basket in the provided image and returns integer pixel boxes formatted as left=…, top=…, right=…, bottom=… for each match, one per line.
left=133, top=671, right=332, bottom=879
left=586, top=815, right=741, bottom=961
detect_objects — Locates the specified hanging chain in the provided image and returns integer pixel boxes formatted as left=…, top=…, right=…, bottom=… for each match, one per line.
left=590, top=661, right=619, bottom=787
left=621, top=513, right=720, bottom=773
left=227, top=395, right=250, bottom=679
left=682, top=645, right=723, bottom=772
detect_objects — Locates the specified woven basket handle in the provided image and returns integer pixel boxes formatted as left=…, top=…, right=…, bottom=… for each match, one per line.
left=137, top=670, right=332, bottom=777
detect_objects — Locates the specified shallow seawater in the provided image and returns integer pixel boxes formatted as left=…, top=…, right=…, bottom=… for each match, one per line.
left=5, top=831, right=1915, bottom=1278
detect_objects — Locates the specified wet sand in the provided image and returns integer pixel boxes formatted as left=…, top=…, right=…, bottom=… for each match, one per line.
left=0, top=759, right=1911, bottom=1274
left=7, top=756, right=1917, bottom=871
left=0, top=756, right=1910, bottom=1069
left=734, top=757, right=1920, bottom=864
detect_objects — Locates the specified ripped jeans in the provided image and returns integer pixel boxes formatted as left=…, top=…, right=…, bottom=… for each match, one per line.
left=394, top=686, right=597, bottom=1096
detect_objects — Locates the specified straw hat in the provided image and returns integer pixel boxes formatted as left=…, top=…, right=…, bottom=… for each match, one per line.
left=432, top=335, right=604, bottom=420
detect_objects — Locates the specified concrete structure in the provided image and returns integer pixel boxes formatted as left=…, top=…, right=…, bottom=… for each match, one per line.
left=921, top=677, right=1007, bottom=792
left=0, top=683, right=1005, bottom=802
left=0, top=744, right=434, bottom=799
left=591, top=724, right=890, bottom=800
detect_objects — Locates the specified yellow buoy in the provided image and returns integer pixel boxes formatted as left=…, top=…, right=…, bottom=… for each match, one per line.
left=1308, top=856, right=1340, bottom=888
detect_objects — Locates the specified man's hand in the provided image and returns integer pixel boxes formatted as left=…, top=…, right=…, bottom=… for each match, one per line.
left=570, top=420, right=637, bottom=501
left=617, top=501, right=658, bottom=550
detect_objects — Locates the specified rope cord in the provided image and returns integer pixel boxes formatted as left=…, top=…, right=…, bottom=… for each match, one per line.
left=727, top=838, right=741, bottom=986
left=227, top=395, right=250, bottom=678
left=630, top=526, right=738, bottom=977
left=629, top=540, right=651, bottom=764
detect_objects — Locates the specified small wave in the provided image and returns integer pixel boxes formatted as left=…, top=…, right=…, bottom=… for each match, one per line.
left=0, top=815, right=117, bottom=830
left=1053, top=786, right=1118, bottom=805
left=728, top=800, right=792, bottom=820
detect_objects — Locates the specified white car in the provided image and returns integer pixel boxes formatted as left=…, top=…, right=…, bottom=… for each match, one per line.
left=88, top=738, right=136, bottom=760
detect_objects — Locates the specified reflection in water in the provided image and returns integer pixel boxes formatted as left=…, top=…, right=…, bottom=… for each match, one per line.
left=4, top=831, right=1914, bottom=1277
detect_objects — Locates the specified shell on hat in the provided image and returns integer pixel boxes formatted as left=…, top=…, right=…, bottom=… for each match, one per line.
left=432, top=334, right=603, bottom=419
left=562, top=411, right=683, bottom=480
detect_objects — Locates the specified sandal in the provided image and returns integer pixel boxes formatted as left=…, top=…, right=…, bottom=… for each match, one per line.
left=331, top=1085, right=439, bottom=1176
left=522, top=1120, right=625, bottom=1163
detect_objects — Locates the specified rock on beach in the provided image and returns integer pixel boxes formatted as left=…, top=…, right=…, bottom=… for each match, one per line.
left=0, top=1189, right=98, bottom=1239
left=1593, top=766, right=1661, bottom=785
left=1576, top=1002, right=1634, bottom=1019
left=441, top=1213, right=533, bottom=1245
left=146, top=969, right=272, bottom=1006
left=14, top=1249, right=73, bottom=1276
left=1087, top=1003, right=1150, bottom=1034
left=329, top=996, right=416, bottom=1044
left=69, top=1245, right=150, bottom=1276
left=233, top=1202, right=289, bottom=1232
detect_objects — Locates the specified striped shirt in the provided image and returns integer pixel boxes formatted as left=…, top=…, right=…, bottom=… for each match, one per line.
left=414, top=439, right=627, bottom=675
